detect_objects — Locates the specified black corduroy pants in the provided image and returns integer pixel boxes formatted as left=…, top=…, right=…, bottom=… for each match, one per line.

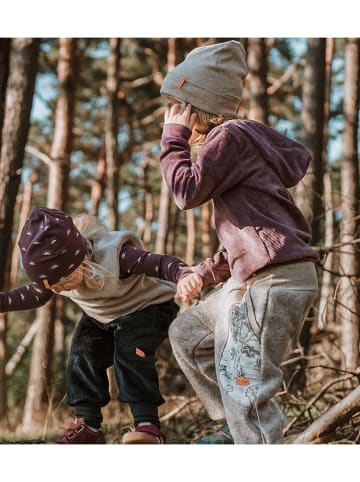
left=66, top=299, right=179, bottom=426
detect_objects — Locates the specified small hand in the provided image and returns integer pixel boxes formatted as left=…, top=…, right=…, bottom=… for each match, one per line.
left=177, top=272, right=203, bottom=303
left=164, top=103, right=197, bottom=130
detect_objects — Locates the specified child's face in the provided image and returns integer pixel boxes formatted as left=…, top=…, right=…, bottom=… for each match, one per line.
left=47, top=264, right=84, bottom=293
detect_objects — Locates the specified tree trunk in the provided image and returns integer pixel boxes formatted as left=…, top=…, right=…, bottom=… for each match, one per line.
left=317, top=38, right=335, bottom=328
left=295, top=38, right=326, bottom=244
left=201, top=202, right=216, bottom=259
left=0, top=38, right=40, bottom=289
left=156, top=38, right=178, bottom=254
left=9, top=174, right=36, bottom=288
left=47, top=38, right=77, bottom=210
left=156, top=179, right=170, bottom=254
left=105, top=38, right=121, bottom=231
left=104, top=38, right=122, bottom=399
left=22, top=302, right=54, bottom=431
left=90, top=152, right=106, bottom=216
left=285, top=39, right=326, bottom=390
left=139, top=158, right=153, bottom=249
left=185, top=209, right=196, bottom=265
left=22, top=38, right=77, bottom=432
left=0, top=37, right=39, bottom=424
left=166, top=203, right=180, bottom=256
left=247, top=38, right=268, bottom=123
left=0, top=313, right=7, bottom=428
left=337, top=38, right=360, bottom=371
left=0, top=38, right=11, bottom=151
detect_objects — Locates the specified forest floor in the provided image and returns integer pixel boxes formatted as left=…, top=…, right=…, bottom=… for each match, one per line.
left=1, top=342, right=360, bottom=444
left=1, top=386, right=360, bottom=444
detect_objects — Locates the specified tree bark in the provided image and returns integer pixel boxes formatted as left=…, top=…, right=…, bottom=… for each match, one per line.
left=156, top=38, right=178, bottom=254
left=317, top=38, right=335, bottom=328
left=155, top=178, right=170, bottom=254
left=185, top=209, right=196, bottom=265
left=337, top=38, right=360, bottom=371
left=247, top=38, right=268, bottom=123
left=22, top=302, right=53, bottom=431
left=295, top=38, right=326, bottom=244
left=0, top=38, right=40, bottom=289
left=48, top=39, right=78, bottom=210
left=201, top=202, right=216, bottom=259
left=9, top=174, right=36, bottom=288
left=0, top=38, right=11, bottom=152
left=105, top=38, right=121, bottom=230
left=22, top=38, right=78, bottom=431
left=284, top=40, right=326, bottom=390
left=0, top=37, right=39, bottom=423
left=138, top=158, right=153, bottom=249
left=90, top=153, right=106, bottom=216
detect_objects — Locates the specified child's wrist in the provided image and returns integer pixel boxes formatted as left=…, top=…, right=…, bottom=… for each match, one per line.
left=162, top=123, right=192, bottom=141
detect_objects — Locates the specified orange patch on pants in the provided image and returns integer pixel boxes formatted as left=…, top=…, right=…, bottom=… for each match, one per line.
left=135, top=347, right=145, bottom=357
left=236, top=376, right=249, bottom=386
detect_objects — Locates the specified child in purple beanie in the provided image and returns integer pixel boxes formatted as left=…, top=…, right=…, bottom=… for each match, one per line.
left=159, top=40, right=319, bottom=444
left=1, top=206, right=212, bottom=444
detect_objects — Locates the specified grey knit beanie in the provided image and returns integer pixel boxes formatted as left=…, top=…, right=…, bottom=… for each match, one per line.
left=18, top=207, right=88, bottom=287
left=160, top=40, right=248, bottom=117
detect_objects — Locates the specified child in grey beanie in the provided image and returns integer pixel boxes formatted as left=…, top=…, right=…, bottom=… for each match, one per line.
left=160, top=40, right=319, bottom=444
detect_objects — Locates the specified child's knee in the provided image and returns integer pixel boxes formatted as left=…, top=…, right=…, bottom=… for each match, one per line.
left=168, top=315, right=187, bottom=346
left=168, top=312, right=201, bottom=352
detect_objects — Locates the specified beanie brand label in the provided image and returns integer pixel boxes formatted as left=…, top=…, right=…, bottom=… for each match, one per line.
left=176, top=77, right=186, bottom=89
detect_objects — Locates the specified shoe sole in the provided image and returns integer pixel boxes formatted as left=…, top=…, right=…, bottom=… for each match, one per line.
left=122, top=432, right=161, bottom=444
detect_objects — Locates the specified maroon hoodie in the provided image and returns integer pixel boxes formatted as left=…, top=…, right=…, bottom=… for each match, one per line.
left=160, top=118, right=319, bottom=283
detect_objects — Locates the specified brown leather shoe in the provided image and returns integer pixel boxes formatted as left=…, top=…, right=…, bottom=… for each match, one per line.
left=122, top=422, right=165, bottom=444
left=55, top=418, right=106, bottom=444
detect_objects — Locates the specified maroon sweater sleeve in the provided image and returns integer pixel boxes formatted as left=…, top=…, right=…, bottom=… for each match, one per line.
left=160, top=123, right=244, bottom=210
left=119, top=242, right=189, bottom=282
left=0, top=283, right=53, bottom=312
left=191, top=251, right=231, bottom=289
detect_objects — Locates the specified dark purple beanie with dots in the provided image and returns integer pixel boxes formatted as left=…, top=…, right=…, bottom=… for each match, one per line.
left=18, top=207, right=88, bottom=287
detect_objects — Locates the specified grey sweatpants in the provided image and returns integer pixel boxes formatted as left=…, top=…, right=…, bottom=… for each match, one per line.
left=169, top=261, right=318, bottom=444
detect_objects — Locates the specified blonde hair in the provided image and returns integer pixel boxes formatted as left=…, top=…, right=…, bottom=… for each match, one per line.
left=162, top=95, right=235, bottom=147
left=189, top=107, right=235, bottom=147
left=73, top=214, right=112, bottom=291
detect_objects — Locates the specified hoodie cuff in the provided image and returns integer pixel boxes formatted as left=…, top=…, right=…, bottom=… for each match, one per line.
left=161, top=123, right=192, bottom=142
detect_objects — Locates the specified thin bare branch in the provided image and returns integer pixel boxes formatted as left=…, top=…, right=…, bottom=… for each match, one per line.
left=25, top=145, right=53, bottom=166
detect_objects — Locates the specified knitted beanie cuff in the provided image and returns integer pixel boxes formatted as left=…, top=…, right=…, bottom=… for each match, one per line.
left=161, top=77, right=242, bottom=117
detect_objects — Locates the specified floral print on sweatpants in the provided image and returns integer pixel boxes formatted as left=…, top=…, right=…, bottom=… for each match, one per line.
left=169, top=261, right=318, bottom=444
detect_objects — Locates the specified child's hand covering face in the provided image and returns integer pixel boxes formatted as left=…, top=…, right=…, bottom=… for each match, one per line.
left=176, top=272, right=203, bottom=303
left=164, top=102, right=197, bottom=130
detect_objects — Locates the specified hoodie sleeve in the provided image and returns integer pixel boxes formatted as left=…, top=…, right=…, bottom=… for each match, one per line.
left=0, top=283, right=53, bottom=312
left=119, top=242, right=189, bottom=282
left=177, top=251, right=231, bottom=289
left=160, top=123, right=247, bottom=209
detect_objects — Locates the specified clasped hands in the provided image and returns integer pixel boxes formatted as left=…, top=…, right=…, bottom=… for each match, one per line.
left=177, top=272, right=203, bottom=304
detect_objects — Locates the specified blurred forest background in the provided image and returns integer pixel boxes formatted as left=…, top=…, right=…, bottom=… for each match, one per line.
left=0, top=37, right=359, bottom=444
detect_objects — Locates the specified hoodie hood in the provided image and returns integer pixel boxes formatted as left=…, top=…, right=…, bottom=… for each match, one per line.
left=235, top=119, right=311, bottom=188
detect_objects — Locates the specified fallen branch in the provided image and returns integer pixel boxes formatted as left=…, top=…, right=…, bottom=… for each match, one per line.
left=160, top=397, right=198, bottom=423
left=284, top=373, right=355, bottom=434
left=291, top=383, right=360, bottom=443
left=5, top=319, right=40, bottom=376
